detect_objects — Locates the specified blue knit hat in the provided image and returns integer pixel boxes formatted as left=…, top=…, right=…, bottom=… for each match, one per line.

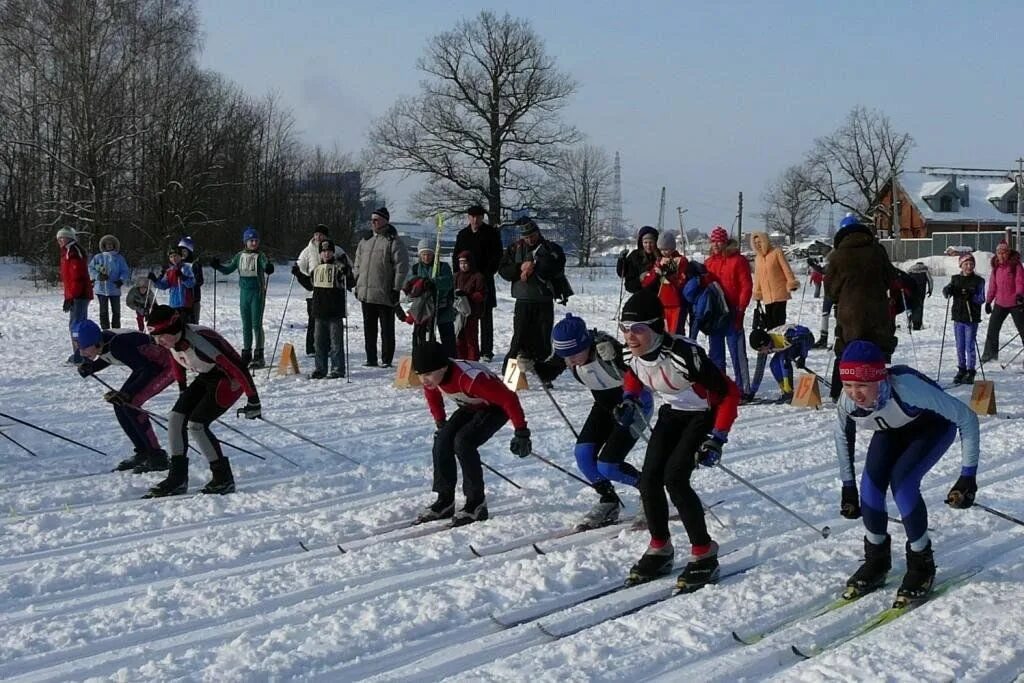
left=839, top=340, right=887, bottom=382
left=551, top=313, right=591, bottom=357
left=242, top=226, right=259, bottom=243
left=72, top=319, right=102, bottom=349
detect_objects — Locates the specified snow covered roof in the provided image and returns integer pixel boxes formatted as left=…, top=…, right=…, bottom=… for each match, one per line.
left=986, top=182, right=1017, bottom=201
left=900, top=170, right=1019, bottom=225
left=919, top=180, right=952, bottom=199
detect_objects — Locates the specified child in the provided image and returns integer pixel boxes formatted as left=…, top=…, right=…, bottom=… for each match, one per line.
left=125, top=276, right=157, bottom=331
left=747, top=323, right=815, bottom=402
left=405, top=239, right=456, bottom=357
left=291, top=239, right=354, bottom=379
left=211, top=227, right=275, bottom=368
left=412, top=340, right=531, bottom=526
left=942, top=253, right=986, bottom=384
left=144, top=305, right=262, bottom=497
left=150, top=247, right=196, bottom=321
left=88, top=234, right=131, bottom=329
left=177, top=236, right=204, bottom=323
left=56, top=227, right=92, bottom=364
left=453, top=250, right=486, bottom=361
left=835, top=340, right=979, bottom=605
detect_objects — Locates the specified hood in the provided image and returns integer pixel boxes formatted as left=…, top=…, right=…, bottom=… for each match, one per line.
left=833, top=223, right=873, bottom=248
left=750, top=231, right=771, bottom=256
left=99, top=234, right=120, bottom=252
left=456, top=250, right=477, bottom=271
left=636, top=225, right=659, bottom=250
left=834, top=229, right=875, bottom=251
left=713, top=239, right=740, bottom=257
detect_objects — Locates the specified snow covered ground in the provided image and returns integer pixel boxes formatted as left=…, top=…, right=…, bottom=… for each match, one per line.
left=1, top=258, right=1023, bottom=682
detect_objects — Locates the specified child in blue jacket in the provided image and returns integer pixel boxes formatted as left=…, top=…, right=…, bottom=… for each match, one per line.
left=150, top=247, right=196, bottom=319
left=88, top=234, right=131, bottom=329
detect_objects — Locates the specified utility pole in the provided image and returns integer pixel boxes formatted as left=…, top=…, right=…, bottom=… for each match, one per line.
left=892, top=167, right=900, bottom=244
left=677, top=207, right=688, bottom=252
left=657, top=187, right=666, bottom=230
left=737, top=191, right=743, bottom=245
left=1016, top=157, right=1023, bottom=250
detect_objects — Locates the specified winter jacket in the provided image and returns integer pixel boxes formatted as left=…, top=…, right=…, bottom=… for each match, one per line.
left=88, top=235, right=131, bottom=297
left=907, top=262, right=933, bottom=297
left=153, top=262, right=195, bottom=310
left=408, top=260, right=456, bottom=324
left=183, top=253, right=204, bottom=302
left=621, top=226, right=660, bottom=294
left=294, top=260, right=351, bottom=319
left=498, top=236, right=567, bottom=303
left=454, top=253, right=487, bottom=317
left=944, top=273, right=985, bottom=324
left=452, top=223, right=502, bottom=308
left=704, top=239, right=753, bottom=328
left=125, top=284, right=156, bottom=314
left=986, top=251, right=1024, bottom=308
left=214, top=249, right=273, bottom=292
left=423, top=360, right=527, bottom=429
left=353, top=223, right=409, bottom=306
left=825, top=225, right=899, bottom=357
left=751, top=232, right=798, bottom=304
left=640, top=252, right=687, bottom=314
left=297, top=238, right=347, bottom=300
left=60, top=240, right=93, bottom=301
left=81, top=330, right=174, bottom=397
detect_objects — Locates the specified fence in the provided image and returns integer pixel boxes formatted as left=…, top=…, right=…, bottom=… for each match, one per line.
left=879, top=231, right=1008, bottom=261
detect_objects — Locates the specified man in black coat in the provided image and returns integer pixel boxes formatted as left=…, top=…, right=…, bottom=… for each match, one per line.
left=452, top=205, right=503, bottom=362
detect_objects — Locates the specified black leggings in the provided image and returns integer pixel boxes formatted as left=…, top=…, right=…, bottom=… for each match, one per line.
left=168, top=372, right=240, bottom=462
left=432, top=406, right=508, bottom=505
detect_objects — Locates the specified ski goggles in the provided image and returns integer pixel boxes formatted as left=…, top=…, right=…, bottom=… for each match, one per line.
left=618, top=318, right=660, bottom=334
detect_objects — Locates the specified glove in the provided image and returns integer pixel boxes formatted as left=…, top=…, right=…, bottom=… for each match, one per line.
left=210, top=257, right=221, bottom=269
left=291, top=264, right=301, bottom=278
left=840, top=484, right=861, bottom=519
left=390, top=290, right=400, bottom=305
left=147, top=271, right=158, bottom=283
left=62, top=299, right=72, bottom=312
left=942, top=284, right=952, bottom=298
left=77, top=361, right=95, bottom=378
left=509, top=427, right=532, bottom=458
left=945, top=475, right=977, bottom=509
left=237, top=397, right=262, bottom=420
left=596, top=340, right=617, bottom=362
left=114, top=280, right=123, bottom=288
left=433, top=419, right=446, bottom=438
left=404, top=313, right=415, bottom=325
left=265, top=262, right=275, bottom=275
left=515, top=355, right=535, bottom=373
left=103, top=389, right=131, bottom=405
left=98, top=272, right=108, bottom=282
left=985, top=301, right=992, bottom=315
left=695, top=432, right=725, bottom=467
left=613, top=398, right=642, bottom=429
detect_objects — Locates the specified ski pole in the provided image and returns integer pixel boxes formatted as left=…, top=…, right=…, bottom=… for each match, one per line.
left=715, top=462, right=831, bottom=538
left=974, top=337, right=986, bottom=382
left=999, top=344, right=1024, bottom=370
left=538, top=378, right=580, bottom=440
left=973, top=502, right=1024, bottom=528
left=0, top=411, right=108, bottom=457
left=936, top=295, right=951, bottom=383
left=996, top=331, right=1020, bottom=355
left=214, top=417, right=299, bottom=467
left=482, top=460, right=522, bottom=490
left=530, top=450, right=596, bottom=489
left=901, top=291, right=919, bottom=367
left=795, top=274, right=807, bottom=326
left=0, top=429, right=37, bottom=457
left=255, top=415, right=362, bottom=466
left=265, top=265, right=295, bottom=381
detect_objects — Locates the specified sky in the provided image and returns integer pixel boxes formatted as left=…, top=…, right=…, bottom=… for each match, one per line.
left=195, top=0, right=1024, bottom=236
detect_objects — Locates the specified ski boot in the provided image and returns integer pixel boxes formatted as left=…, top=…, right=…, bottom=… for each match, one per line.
left=451, top=499, right=488, bottom=527
left=963, top=369, right=976, bottom=384
left=813, top=332, right=829, bottom=349
left=774, top=392, right=794, bottom=405
left=676, top=540, right=720, bottom=593
left=952, top=367, right=967, bottom=385
left=327, top=369, right=344, bottom=379
left=115, top=449, right=146, bottom=472
left=310, top=369, right=326, bottom=380
left=133, top=449, right=169, bottom=474
left=248, top=348, right=266, bottom=370
left=844, top=535, right=891, bottom=599
left=626, top=540, right=674, bottom=586
left=895, top=541, right=935, bottom=607
left=415, top=495, right=455, bottom=524
left=200, top=456, right=236, bottom=495
left=240, top=349, right=253, bottom=367
left=575, top=482, right=622, bottom=531
left=143, top=455, right=188, bottom=498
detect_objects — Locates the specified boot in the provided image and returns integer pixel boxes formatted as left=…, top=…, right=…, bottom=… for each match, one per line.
left=248, top=348, right=265, bottom=370
left=200, top=457, right=236, bottom=495
left=143, top=455, right=188, bottom=498
left=115, top=449, right=146, bottom=472
left=844, top=535, right=891, bottom=598
left=133, top=449, right=169, bottom=474
left=676, top=540, right=720, bottom=593
left=415, top=495, right=455, bottom=524
left=240, top=349, right=253, bottom=367
left=576, top=481, right=621, bottom=530
left=896, top=541, right=935, bottom=604
left=627, top=540, right=674, bottom=585
left=451, top=498, right=488, bottom=527
left=813, top=332, right=829, bottom=349
left=952, top=367, right=967, bottom=385
left=964, top=369, right=976, bottom=384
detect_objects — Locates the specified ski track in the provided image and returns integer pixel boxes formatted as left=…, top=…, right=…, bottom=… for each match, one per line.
left=2, top=262, right=1024, bottom=680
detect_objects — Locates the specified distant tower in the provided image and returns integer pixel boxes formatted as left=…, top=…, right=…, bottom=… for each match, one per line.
left=611, top=151, right=624, bottom=236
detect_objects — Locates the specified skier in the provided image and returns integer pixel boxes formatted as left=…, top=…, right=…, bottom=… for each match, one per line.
left=942, top=253, right=986, bottom=385
left=88, top=234, right=131, bottom=330
left=615, top=291, right=740, bottom=591
left=906, top=261, right=933, bottom=331
left=210, top=226, right=275, bottom=368
left=291, top=238, right=354, bottom=379
left=747, top=323, right=815, bottom=403
left=835, top=340, right=979, bottom=605
left=143, top=305, right=262, bottom=497
left=74, top=319, right=176, bottom=472
left=521, top=313, right=652, bottom=530
left=177, top=236, right=204, bottom=324
left=412, top=340, right=531, bottom=527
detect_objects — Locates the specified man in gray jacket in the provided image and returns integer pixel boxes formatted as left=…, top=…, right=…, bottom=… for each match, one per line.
left=354, top=207, right=409, bottom=367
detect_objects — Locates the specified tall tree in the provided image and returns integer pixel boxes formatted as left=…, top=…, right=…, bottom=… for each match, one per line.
left=761, top=164, right=823, bottom=243
left=544, top=144, right=612, bottom=265
left=369, top=11, right=579, bottom=222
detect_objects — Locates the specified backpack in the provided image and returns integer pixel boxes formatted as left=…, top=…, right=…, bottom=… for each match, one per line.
left=683, top=277, right=732, bottom=337
left=403, top=277, right=437, bottom=324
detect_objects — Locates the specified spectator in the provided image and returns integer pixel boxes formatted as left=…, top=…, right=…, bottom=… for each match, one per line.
left=125, top=276, right=157, bottom=331
left=751, top=231, right=799, bottom=328
left=353, top=207, right=409, bottom=368
left=906, top=261, right=933, bottom=330
left=452, top=205, right=502, bottom=362
left=979, top=241, right=1024, bottom=363
left=621, top=226, right=660, bottom=294
left=808, top=257, right=825, bottom=298
left=454, top=251, right=487, bottom=361
left=150, top=247, right=196, bottom=322
left=210, top=227, right=274, bottom=369
left=405, top=238, right=456, bottom=357
left=704, top=226, right=753, bottom=397
left=296, top=224, right=331, bottom=356
left=177, top=236, right=203, bottom=324
left=88, top=234, right=130, bottom=330
left=56, top=227, right=92, bottom=364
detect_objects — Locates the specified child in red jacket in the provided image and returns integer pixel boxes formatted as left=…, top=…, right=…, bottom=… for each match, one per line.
left=454, top=250, right=487, bottom=360
left=56, top=227, right=93, bottom=364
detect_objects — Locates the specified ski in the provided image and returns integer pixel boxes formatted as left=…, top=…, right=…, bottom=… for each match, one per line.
left=731, top=583, right=884, bottom=645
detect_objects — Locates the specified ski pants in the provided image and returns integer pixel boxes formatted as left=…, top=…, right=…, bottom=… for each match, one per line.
left=68, top=298, right=90, bottom=363
left=456, top=315, right=481, bottom=361
left=708, top=327, right=750, bottom=394
left=432, top=405, right=508, bottom=505
left=480, top=277, right=495, bottom=357
left=314, top=315, right=345, bottom=375
left=574, top=395, right=644, bottom=488
left=750, top=350, right=794, bottom=396
left=640, top=406, right=714, bottom=546
left=412, top=318, right=456, bottom=358
left=860, top=417, right=956, bottom=546
left=167, top=371, right=243, bottom=463
left=239, top=287, right=265, bottom=353
left=954, top=321, right=979, bottom=370
left=112, top=351, right=176, bottom=452
left=504, top=300, right=554, bottom=369
left=361, top=302, right=396, bottom=366
left=97, top=294, right=121, bottom=330
left=981, top=303, right=1024, bottom=360
left=910, top=300, right=925, bottom=331
left=820, top=295, right=834, bottom=336
left=306, top=298, right=316, bottom=355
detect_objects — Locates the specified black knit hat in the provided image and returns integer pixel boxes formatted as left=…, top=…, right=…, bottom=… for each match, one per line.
left=146, top=304, right=183, bottom=336
left=319, top=239, right=336, bottom=253
left=467, top=204, right=486, bottom=216
left=620, top=291, right=665, bottom=333
left=412, top=340, right=450, bottom=374
left=372, top=207, right=390, bottom=221
left=749, top=328, right=771, bottom=350
left=314, top=224, right=329, bottom=236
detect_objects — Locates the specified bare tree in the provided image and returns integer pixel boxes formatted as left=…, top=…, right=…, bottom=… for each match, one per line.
left=545, top=144, right=612, bottom=265
left=369, top=11, right=579, bottom=221
left=799, top=105, right=914, bottom=219
left=761, top=165, right=823, bottom=243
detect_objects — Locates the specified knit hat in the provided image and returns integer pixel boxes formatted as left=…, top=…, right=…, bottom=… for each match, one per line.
left=319, top=239, right=335, bottom=253
left=551, top=313, right=591, bottom=357
left=710, top=226, right=729, bottom=244
left=242, top=226, right=259, bottom=243
left=72, top=319, right=102, bottom=349
left=657, top=231, right=677, bottom=251
left=959, top=253, right=975, bottom=266
left=411, top=340, right=449, bottom=374
left=638, top=226, right=658, bottom=245
left=178, top=236, right=195, bottom=254
left=467, top=204, right=486, bottom=216
left=620, top=291, right=665, bottom=334
left=55, top=227, right=75, bottom=241
left=372, top=206, right=390, bottom=221
left=838, top=340, right=887, bottom=382
left=748, top=328, right=771, bottom=350
left=313, top=224, right=329, bottom=236
left=417, top=238, right=435, bottom=254
left=146, top=305, right=183, bottom=336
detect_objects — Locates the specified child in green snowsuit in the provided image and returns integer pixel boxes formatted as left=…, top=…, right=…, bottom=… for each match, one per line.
left=211, top=226, right=275, bottom=368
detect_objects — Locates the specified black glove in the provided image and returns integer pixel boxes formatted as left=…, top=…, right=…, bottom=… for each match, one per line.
left=210, top=257, right=221, bottom=270
left=237, top=397, right=262, bottom=420
left=942, top=284, right=952, bottom=298
left=985, top=301, right=992, bottom=315
left=389, top=290, right=400, bottom=306
left=98, top=272, right=108, bottom=282
left=114, top=280, right=123, bottom=288
left=291, top=264, right=301, bottom=278
left=77, top=361, right=95, bottom=378
left=612, top=398, right=642, bottom=429
left=147, top=271, right=158, bottom=283
left=265, top=262, right=275, bottom=275
left=695, top=433, right=725, bottom=467
left=62, top=299, right=72, bottom=312
left=509, top=427, right=532, bottom=458
left=945, top=475, right=977, bottom=509
left=840, top=484, right=861, bottom=519
left=103, top=389, right=131, bottom=405
left=433, top=418, right=446, bottom=438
